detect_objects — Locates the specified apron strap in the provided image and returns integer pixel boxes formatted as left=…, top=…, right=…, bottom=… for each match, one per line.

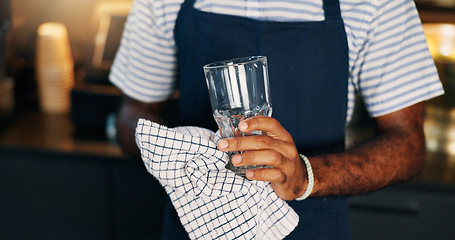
left=183, top=0, right=196, bottom=7
left=323, top=0, right=343, bottom=21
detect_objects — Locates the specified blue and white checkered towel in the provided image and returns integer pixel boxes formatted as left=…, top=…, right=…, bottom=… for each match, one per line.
left=135, top=119, right=299, bottom=240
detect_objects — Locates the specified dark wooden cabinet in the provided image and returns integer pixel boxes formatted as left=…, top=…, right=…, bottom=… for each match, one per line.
left=0, top=147, right=167, bottom=240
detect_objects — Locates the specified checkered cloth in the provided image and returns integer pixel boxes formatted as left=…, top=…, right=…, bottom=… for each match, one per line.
left=135, top=119, right=299, bottom=240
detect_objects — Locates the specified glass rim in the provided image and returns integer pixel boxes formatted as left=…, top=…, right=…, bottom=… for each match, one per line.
left=203, top=56, right=267, bottom=69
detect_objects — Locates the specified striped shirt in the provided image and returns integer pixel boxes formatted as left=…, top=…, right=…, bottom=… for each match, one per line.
left=110, top=0, right=444, bottom=122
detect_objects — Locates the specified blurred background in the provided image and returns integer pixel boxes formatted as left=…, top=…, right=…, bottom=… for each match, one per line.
left=0, top=0, right=455, bottom=239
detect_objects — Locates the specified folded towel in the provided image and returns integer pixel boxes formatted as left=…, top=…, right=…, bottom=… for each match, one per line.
left=135, top=118, right=299, bottom=240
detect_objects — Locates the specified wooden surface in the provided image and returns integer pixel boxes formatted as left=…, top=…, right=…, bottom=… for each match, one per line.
left=0, top=110, right=126, bottom=159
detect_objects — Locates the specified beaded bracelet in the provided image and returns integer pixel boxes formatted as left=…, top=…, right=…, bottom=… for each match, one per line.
left=295, top=154, right=314, bottom=201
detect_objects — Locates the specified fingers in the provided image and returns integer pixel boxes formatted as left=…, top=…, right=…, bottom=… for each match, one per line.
left=230, top=150, right=297, bottom=183
left=245, top=167, right=286, bottom=184
left=238, top=116, right=293, bottom=142
left=231, top=150, right=286, bottom=168
left=217, top=116, right=294, bottom=153
left=215, top=116, right=305, bottom=200
left=218, top=134, right=296, bottom=155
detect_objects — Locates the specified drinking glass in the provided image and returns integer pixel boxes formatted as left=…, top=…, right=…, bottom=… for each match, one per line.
left=203, top=56, right=273, bottom=176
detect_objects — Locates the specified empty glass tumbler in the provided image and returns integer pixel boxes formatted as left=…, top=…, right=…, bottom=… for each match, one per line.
left=203, top=56, right=273, bottom=176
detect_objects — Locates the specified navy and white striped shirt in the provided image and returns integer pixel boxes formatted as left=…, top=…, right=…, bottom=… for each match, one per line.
left=110, top=0, right=444, bottom=122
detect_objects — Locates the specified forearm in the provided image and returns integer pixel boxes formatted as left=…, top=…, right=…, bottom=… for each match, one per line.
left=115, top=96, right=165, bottom=158
left=309, top=104, right=425, bottom=197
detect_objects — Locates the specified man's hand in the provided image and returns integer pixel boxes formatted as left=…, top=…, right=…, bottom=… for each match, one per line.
left=216, top=102, right=426, bottom=200
left=217, top=116, right=308, bottom=201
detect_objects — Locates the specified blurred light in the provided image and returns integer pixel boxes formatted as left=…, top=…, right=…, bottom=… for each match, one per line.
left=439, top=25, right=455, bottom=57
left=427, top=138, right=439, bottom=152
left=447, top=142, right=455, bottom=155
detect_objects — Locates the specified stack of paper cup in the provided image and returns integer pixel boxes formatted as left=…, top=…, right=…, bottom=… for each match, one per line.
left=35, top=22, right=75, bottom=114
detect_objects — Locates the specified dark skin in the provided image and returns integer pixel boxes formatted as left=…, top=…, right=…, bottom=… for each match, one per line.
left=116, top=96, right=165, bottom=157
left=116, top=95, right=425, bottom=200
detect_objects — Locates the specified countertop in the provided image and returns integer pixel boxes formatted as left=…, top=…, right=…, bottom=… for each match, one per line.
left=1, top=109, right=455, bottom=193
left=0, top=110, right=127, bottom=159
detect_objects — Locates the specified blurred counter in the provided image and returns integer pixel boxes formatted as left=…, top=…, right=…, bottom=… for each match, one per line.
left=1, top=108, right=454, bottom=190
left=0, top=110, right=126, bottom=159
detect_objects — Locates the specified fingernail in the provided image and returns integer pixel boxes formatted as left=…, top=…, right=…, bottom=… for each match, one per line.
left=218, top=140, right=228, bottom=150
left=246, top=170, right=255, bottom=179
left=239, top=122, right=248, bottom=131
left=231, top=155, right=242, bottom=165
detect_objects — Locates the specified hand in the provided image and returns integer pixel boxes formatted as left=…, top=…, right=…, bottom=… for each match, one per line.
left=217, top=116, right=308, bottom=201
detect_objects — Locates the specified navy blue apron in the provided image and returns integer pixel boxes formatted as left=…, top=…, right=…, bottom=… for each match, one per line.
left=162, top=0, right=351, bottom=239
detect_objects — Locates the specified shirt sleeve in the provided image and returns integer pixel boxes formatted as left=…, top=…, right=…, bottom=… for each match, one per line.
left=352, top=0, right=444, bottom=117
left=109, top=0, right=179, bottom=103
